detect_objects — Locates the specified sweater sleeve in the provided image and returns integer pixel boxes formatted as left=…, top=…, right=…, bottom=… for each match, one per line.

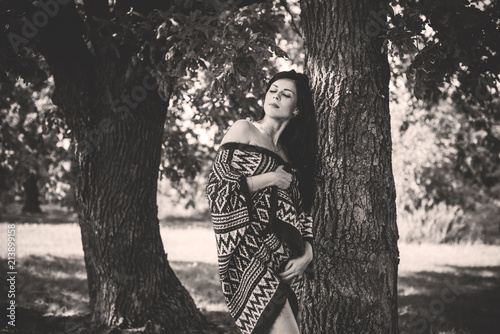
left=296, top=188, right=315, bottom=279
left=298, top=210, right=314, bottom=243
left=206, top=148, right=252, bottom=279
left=294, top=182, right=313, bottom=243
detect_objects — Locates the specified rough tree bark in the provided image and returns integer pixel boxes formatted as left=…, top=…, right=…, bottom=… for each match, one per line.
left=27, top=2, right=212, bottom=332
left=300, top=0, right=399, bottom=333
left=74, top=80, right=210, bottom=331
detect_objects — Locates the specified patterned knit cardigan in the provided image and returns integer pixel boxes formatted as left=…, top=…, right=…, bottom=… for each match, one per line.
left=206, top=142, right=313, bottom=334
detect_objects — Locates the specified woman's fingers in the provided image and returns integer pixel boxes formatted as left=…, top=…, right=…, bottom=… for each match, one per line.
left=274, top=165, right=293, bottom=189
left=279, top=271, right=297, bottom=283
left=278, top=258, right=309, bottom=278
left=284, top=261, right=294, bottom=271
left=273, top=165, right=293, bottom=189
left=279, top=260, right=298, bottom=277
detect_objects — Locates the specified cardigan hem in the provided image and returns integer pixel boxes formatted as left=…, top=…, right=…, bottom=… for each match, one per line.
left=251, top=281, right=298, bottom=334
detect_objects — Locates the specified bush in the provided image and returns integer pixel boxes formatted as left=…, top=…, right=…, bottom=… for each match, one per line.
left=397, top=200, right=481, bottom=243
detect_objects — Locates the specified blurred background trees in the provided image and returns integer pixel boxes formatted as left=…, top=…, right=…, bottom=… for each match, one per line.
left=0, top=0, right=498, bottom=332
left=0, top=75, right=74, bottom=214
left=387, top=0, right=500, bottom=243
left=1, top=0, right=498, bottom=241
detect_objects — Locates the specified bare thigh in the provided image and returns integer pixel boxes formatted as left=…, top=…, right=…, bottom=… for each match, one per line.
left=269, top=298, right=300, bottom=334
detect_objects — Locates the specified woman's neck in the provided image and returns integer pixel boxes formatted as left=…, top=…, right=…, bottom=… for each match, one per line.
left=257, top=116, right=289, bottom=146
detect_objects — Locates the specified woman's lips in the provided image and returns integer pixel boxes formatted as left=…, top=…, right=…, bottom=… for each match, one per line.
left=269, top=103, right=279, bottom=108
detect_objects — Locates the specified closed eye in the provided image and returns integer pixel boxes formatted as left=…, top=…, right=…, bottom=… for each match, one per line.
left=269, top=90, right=291, bottom=98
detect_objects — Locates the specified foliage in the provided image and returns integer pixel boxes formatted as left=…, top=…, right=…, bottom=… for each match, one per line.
left=391, top=80, right=500, bottom=243
left=394, top=98, right=499, bottom=206
left=397, top=201, right=472, bottom=243
left=164, top=1, right=287, bottom=130
left=0, top=76, right=74, bottom=206
left=381, top=0, right=500, bottom=242
left=383, top=0, right=498, bottom=201
left=387, top=0, right=499, bottom=102
left=0, top=0, right=291, bottom=205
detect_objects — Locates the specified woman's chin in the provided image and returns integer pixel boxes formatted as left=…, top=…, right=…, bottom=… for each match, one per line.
left=263, top=110, right=293, bottom=121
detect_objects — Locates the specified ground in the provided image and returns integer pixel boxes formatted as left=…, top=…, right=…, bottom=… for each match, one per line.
left=0, top=204, right=499, bottom=333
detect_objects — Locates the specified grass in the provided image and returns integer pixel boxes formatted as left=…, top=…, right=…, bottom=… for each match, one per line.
left=0, top=204, right=499, bottom=333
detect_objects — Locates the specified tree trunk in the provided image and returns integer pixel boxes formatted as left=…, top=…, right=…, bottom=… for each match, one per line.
left=20, top=0, right=215, bottom=328
left=300, top=0, right=399, bottom=333
left=69, top=76, right=212, bottom=332
left=22, top=173, right=42, bottom=213
left=45, top=49, right=212, bottom=333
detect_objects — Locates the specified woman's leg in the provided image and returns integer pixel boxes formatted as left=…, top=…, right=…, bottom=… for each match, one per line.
left=269, top=298, right=300, bottom=334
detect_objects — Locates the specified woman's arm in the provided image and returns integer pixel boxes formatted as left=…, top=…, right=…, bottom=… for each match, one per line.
left=246, top=166, right=292, bottom=192
left=220, top=120, right=292, bottom=192
left=246, top=173, right=276, bottom=192
left=220, top=120, right=274, bottom=192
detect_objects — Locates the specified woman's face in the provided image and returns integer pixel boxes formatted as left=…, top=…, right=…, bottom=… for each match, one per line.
left=263, top=79, right=298, bottom=120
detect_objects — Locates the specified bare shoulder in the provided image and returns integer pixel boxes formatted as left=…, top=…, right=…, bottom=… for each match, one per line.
left=220, top=119, right=255, bottom=145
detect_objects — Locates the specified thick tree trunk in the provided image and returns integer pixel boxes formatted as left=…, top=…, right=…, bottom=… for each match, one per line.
left=65, top=76, right=212, bottom=332
left=300, top=0, right=399, bottom=333
left=44, top=46, right=212, bottom=332
left=22, top=173, right=42, bottom=213
left=24, top=0, right=215, bottom=327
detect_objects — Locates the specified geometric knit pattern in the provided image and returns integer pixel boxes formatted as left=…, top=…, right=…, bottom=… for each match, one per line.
left=206, top=142, right=313, bottom=334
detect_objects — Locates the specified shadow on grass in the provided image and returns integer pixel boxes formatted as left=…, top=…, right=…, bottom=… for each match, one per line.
left=0, top=255, right=89, bottom=334
left=0, top=255, right=237, bottom=334
left=2, top=256, right=498, bottom=334
left=398, top=266, right=500, bottom=334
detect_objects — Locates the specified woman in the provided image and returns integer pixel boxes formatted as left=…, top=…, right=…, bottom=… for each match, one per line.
left=206, top=70, right=317, bottom=334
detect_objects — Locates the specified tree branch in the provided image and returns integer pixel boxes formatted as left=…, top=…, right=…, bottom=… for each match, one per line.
left=0, top=0, right=93, bottom=86
left=31, top=1, right=96, bottom=129
left=34, top=1, right=93, bottom=77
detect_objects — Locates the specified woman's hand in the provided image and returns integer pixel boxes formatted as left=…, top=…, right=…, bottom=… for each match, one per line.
left=273, top=165, right=293, bottom=189
left=278, top=242, right=313, bottom=283
left=246, top=165, right=293, bottom=192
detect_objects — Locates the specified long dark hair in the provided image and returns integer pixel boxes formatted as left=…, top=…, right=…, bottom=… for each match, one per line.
left=260, top=70, right=317, bottom=211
